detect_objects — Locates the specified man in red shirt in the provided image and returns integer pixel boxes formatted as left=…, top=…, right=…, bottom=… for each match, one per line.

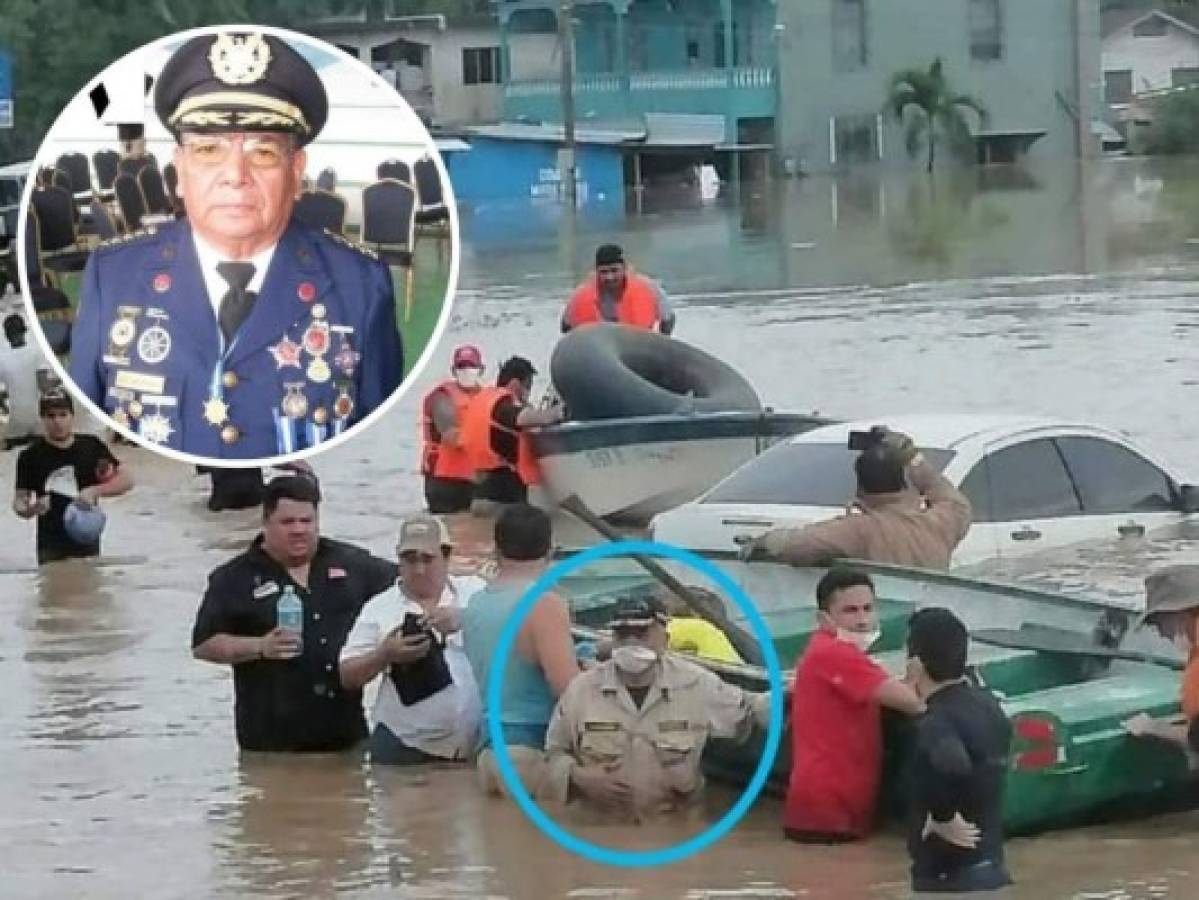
left=784, top=567, right=925, bottom=843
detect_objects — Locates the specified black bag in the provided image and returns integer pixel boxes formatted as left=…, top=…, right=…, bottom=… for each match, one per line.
left=389, top=612, right=453, bottom=706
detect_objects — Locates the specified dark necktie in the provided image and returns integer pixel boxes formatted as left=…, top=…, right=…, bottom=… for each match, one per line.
left=216, top=261, right=257, bottom=343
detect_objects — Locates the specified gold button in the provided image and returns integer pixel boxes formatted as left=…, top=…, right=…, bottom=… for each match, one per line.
left=222, top=370, right=239, bottom=390
left=313, top=406, right=328, bottom=425
left=220, top=424, right=240, bottom=444
left=127, top=400, right=143, bottom=419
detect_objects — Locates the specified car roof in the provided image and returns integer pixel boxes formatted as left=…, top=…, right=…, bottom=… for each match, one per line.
left=787, top=413, right=1109, bottom=452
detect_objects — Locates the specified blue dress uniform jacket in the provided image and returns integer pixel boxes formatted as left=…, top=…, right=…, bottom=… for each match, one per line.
left=69, top=219, right=404, bottom=459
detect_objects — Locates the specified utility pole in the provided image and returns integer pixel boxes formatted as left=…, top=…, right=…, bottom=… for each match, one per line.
left=559, top=0, right=577, bottom=212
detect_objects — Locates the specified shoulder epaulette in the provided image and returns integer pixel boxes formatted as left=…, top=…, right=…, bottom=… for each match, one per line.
left=323, top=228, right=379, bottom=261
left=95, top=224, right=162, bottom=251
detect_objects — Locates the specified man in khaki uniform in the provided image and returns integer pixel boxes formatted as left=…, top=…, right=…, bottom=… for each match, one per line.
left=741, top=427, right=971, bottom=569
left=543, top=596, right=769, bottom=820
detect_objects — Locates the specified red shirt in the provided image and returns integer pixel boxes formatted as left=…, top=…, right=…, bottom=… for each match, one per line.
left=784, top=630, right=889, bottom=837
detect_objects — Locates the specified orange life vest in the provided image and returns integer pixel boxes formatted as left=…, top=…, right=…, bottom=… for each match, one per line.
left=461, top=386, right=542, bottom=486
left=565, top=271, right=661, bottom=330
left=420, top=381, right=477, bottom=481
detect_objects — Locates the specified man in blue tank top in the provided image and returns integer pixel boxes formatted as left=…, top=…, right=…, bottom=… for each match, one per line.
left=463, top=504, right=580, bottom=798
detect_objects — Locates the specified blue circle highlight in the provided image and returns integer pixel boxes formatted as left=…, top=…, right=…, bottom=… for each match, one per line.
left=484, top=540, right=785, bottom=868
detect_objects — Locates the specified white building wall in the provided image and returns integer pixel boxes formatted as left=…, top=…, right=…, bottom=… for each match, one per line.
left=1103, top=20, right=1199, bottom=94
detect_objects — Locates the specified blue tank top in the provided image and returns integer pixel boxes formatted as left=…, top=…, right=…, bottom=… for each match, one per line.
left=463, top=584, right=558, bottom=749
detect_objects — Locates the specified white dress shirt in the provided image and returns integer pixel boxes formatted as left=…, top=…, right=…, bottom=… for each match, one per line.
left=190, top=231, right=276, bottom=321
left=341, top=574, right=487, bottom=760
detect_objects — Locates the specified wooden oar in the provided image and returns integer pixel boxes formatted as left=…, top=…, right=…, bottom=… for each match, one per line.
left=973, top=627, right=1184, bottom=671
left=557, top=493, right=765, bottom=666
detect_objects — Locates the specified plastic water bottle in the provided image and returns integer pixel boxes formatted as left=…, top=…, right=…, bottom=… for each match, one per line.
left=276, top=585, right=304, bottom=658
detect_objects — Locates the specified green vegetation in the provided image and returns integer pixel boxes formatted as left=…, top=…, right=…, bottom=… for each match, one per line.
left=885, top=58, right=988, bottom=174
left=1140, top=90, right=1199, bottom=156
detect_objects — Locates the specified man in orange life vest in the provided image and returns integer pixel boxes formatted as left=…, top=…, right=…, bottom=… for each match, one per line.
left=561, top=244, right=675, bottom=335
left=463, top=357, right=563, bottom=505
left=420, top=345, right=486, bottom=514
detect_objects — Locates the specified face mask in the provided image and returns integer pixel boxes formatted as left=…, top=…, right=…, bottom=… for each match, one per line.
left=838, top=628, right=881, bottom=653
left=612, top=645, right=658, bottom=675
left=455, top=368, right=481, bottom=389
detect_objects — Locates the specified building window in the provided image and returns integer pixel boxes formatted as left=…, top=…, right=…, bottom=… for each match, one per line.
left=833, top=114, right=878, bottom=165
left=969, top=0, right=1003, bottom=61
left=463, top=47, right=501, bottom=85
left=1172, top=67, right=1199, bottom=87
left=1104, top=69, right=1133, bottom=104
left=831, top=0, right=868, bottom=73
left=1132, top=15, right=1167, bottom=38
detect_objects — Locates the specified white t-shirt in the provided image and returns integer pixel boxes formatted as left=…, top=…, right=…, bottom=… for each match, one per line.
left=0, top=342, right=47, bottom=439
left=341, top=574, right=487, bottom=759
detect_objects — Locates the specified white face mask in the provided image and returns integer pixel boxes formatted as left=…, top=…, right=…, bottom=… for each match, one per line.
left=612, top=645, right=658, bottom=675
left=454, top=368, right=482, bottom=389
left=838, top=628, right=882, bottom=653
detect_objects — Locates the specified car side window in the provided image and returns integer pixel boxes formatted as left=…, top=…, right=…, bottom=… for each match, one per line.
left=1054, top=436, right=1176, bottom=514
left=959, top=439, right=1082, bottom=523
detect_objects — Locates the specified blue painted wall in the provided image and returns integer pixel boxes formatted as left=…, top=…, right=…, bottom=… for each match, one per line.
left=0, top=49, right=12, bottom=99
left=443, top=137, right=625, bottom=205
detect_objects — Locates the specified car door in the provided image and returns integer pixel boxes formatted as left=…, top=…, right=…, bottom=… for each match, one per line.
left=1052, top=435, right=1181, bottom=540
left=957, top=438, right=1086, bottom=560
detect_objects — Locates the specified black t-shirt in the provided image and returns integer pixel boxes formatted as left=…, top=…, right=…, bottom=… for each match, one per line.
left=15, top=435, right=119, bottom=563
left=191, top=536, right=398, bottom=752
left=907, top=681, right=1012, bottom=883
left=489, top=395, right=521, bottom=467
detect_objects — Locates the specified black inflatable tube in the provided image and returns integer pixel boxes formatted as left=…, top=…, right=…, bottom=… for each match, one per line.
left=550, top=324, right=760, bottom=421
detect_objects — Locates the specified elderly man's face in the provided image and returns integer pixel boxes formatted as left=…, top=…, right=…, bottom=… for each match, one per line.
left=174, top=132, right=305, bottom=255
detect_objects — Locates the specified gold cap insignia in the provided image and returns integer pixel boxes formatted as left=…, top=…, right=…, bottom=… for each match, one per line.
left=208, top=33, right=272, bottom=86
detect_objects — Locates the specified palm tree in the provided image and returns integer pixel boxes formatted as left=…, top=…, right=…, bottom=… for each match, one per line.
left=886, top=58, right=988, bottom=173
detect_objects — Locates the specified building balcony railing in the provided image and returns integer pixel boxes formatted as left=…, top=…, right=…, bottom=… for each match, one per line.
left=505, top=66, right=774, bottom=98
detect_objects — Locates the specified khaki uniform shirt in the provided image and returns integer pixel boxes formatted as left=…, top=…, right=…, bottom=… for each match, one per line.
left=763, top=460, right=972, bottom=570
left=544, top=655, right=770, bottom=817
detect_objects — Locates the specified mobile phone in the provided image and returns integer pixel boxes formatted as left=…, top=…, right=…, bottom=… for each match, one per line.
left=848, top=429, right=881, bottom=452
left=401, top=612, right=428, bottom=637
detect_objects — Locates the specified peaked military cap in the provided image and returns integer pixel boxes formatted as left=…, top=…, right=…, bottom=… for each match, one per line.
left=154, top=30, right=328, bottom=145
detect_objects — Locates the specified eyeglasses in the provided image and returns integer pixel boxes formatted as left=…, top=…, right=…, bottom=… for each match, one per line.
left=180, top=135, right=294, bottom=169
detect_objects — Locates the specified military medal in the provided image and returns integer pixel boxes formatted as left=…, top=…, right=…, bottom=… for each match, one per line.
left=103, top=306, right=140, bottom=365
left=302, top=320, right=330, bottom=356
left=270, top=337, right=301, bottom=369
left=203, top=396, right=229, bottom=426
left=127, top=400, right=143, bottom=419
left=298, top=282, right=316, bottom=303
left=331, top=326, right=359, bottom=377
left=112, top=408, right=130, bottom=427
left=138, top=324, right=171, bottom=365
left=312, top=406, right=328, bottom=426
left=140, top=412, right=174, bottom=445
left=311, top=303, right=326, bottom=320
left=281, top=383, right=309, bottom=419
left=306, top=356, right=331, bottom=383
left=153, top=273, right=172, bottom=294
left=334, top=386, right=354, bottom=420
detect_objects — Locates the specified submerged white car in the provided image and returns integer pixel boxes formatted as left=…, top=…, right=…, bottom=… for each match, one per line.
left=651, top=415, right=1199, bottom=566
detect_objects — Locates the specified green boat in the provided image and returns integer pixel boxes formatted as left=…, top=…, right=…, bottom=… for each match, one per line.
left=558, top=554, right=1195, bottom=834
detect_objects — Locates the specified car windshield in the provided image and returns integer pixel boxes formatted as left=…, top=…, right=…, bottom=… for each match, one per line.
left=702, top=442, right=955, bottom=507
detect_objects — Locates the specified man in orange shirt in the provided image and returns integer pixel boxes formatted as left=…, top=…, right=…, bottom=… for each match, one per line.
left=1124, top=565, right=1199, bottom=755
left=561, top=244, right=675, bottom=334
left=420, top=345, right=486, bottom=514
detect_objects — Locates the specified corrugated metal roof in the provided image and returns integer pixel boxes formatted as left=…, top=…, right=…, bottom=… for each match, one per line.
left=640, top=113, right=726, bottom=147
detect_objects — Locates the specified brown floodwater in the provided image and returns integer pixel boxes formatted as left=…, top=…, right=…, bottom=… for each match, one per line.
left=3, top=158, right=1199, bottom=897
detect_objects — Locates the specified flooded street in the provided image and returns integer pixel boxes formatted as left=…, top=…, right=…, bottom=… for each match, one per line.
left=3, top=157, right=1199, bottom=897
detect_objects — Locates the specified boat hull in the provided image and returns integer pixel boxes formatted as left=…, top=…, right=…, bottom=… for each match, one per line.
left=558, top=554, right=1191, bottom=834
left=530, top=412, right=829, bottom=523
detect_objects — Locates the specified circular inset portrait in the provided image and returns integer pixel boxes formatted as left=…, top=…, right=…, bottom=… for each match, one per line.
left=18, top=25, right=458, bottom=465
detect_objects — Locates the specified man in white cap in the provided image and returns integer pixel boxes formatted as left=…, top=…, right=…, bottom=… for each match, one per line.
left=419, top=345, right=485, bottom=514
left=1123, top=565, right=1199, bottom=757
left=340, top=514, right=488, bottom=764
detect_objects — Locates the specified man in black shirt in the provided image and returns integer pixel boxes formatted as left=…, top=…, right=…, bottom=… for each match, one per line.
left=904, top=608, right=1012, bottom=893
left=12, top=390, right=133, bottom=564
left=191, top=474, right=398, bottom=752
